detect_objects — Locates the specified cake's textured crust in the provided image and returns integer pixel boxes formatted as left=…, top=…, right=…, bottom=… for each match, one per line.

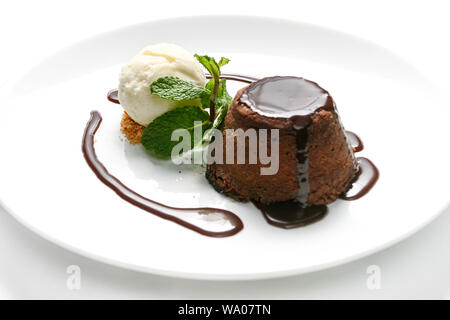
left=121, top=112, right=145, bottom=145
left=307, top=109, right=356, bottom=204
left=206, top=86, right=357, bottom=205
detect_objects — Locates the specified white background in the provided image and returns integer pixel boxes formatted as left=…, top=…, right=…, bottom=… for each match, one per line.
left=0, top=0, right=449, bottom=299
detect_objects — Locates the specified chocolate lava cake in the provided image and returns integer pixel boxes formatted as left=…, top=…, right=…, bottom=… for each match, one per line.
left=206, top=76, right=358, bottom=206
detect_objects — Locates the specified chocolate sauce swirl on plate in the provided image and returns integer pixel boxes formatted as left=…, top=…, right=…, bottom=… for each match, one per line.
left=82, top=111, right=243, bottom=237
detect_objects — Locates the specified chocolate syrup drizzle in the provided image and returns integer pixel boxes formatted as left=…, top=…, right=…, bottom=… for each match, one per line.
left=107, top=89, right=120, bottom=104
left=340, top=157, right=379, bottom=200
left=346, top=130, right=364, bottom=153
left=253, top=132, right=377, bottom=228
left=100, top=74, right=378, bottom=233
left=240, top=76, right=336, bottom=206
left=82, top=111, right=243, bottom=237
left=238, top=76, right=378, bottom=227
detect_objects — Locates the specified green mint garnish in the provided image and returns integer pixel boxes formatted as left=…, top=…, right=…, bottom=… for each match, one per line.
left=144, top=54, right=233, bottom=158
left=194, top=54, right=230, bottom=122
left=150, top=76, right=210, bottom=101
left=141, top=106, right=211, bottom=158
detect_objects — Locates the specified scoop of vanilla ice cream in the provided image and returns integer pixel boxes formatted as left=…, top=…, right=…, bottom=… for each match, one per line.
left=118, top=43, right=207, bottom=126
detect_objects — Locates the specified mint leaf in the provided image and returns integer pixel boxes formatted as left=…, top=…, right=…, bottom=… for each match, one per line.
left=141, top=106, right=211, bottom=158
left=150, top=76, right=209, bottom=101
left=143, top=55, right=234, bottom=156
left=195, top=55, right=230, bottom=75
left=218, top=57, right=230, bottom=68
left=194, top=54, right=221, bottom=77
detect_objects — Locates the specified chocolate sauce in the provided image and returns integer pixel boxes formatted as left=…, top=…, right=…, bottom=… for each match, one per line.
left=254, top=154, right=379, bottom=228
left=82, top=111, right=243, bottom=237
left=107, top=89, right=120, bottom=104
left=253, top=201, right=328, bottom=229
left=340, top=157, right=379, bottom=200
left=240, top=76, right=334, bottom=126
left=253, top=154, right=379, bottom=228
left=239, top=77, right=336, bottom=205
left=295, top=125, right=310, bottom=204
left=346, top=131, right=364, bottom=152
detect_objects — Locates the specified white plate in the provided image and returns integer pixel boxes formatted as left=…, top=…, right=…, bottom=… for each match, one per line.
left=0, top=16, right=449, bottom=280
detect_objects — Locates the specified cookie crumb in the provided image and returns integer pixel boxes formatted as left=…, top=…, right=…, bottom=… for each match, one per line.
left=120, top=112, right=145, bottom=144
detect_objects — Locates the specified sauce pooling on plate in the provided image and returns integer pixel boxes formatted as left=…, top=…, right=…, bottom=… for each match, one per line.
left=252, top=201, right=328, bottom=229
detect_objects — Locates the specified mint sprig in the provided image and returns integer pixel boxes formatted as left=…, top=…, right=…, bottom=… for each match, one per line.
left=142, top=54, right=233, bottom=158
left=194, top=54, right=230, bottom=122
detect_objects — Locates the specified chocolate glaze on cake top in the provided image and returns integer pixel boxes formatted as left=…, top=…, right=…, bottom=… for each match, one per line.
left=238, top=76, right=352, bottom=206
left=239, top=76, right=334, bottom=127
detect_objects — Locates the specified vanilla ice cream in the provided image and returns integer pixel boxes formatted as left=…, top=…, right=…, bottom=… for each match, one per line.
left=118, top=43, right=207, bottom=126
